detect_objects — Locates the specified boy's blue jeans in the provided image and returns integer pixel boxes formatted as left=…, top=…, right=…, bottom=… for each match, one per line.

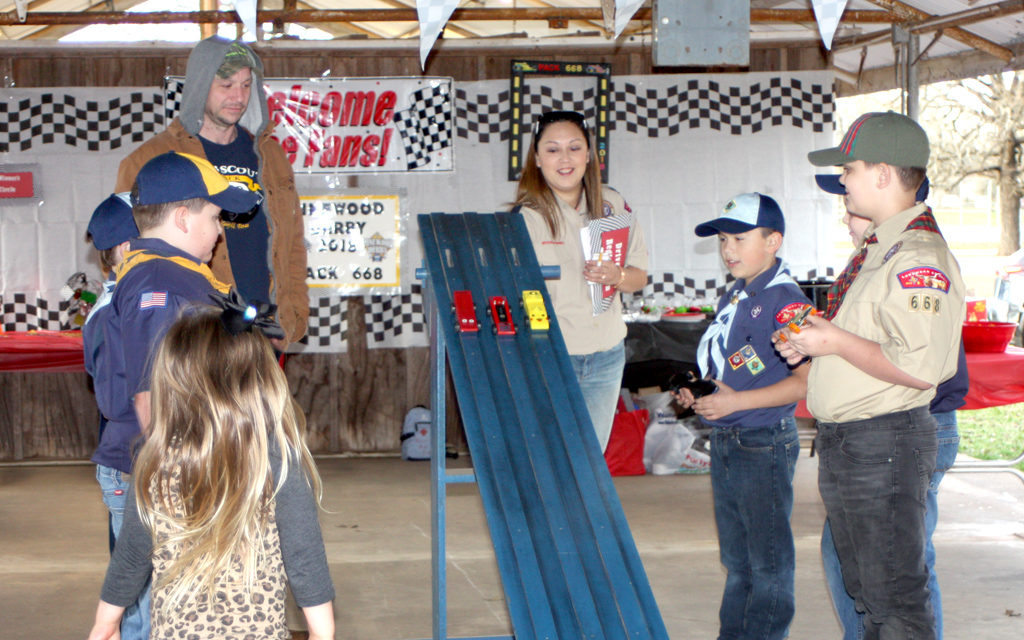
left=96, top=465, right=151, bottom=640
left=711, top=417, right=799, bottom=640
left=821, top=411, right=958, bottom=639
left=816, top=407, right=937, bottom=640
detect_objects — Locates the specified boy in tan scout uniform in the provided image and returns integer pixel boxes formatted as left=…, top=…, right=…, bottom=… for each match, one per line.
left=774, top=111, right=965, bottom=640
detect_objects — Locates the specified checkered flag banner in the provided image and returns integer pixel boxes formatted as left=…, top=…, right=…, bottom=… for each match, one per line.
left=811, top=0, right=849, bottom=50
left=164, top=78, right=185, bottom=122
left=0, top=90, right=164, bottom=153
left=393, top=82, right=453, bottom=170
left=454, top=76, right=832, bottom=144
left=417, top=0, right=460, bottom=69
left=289, top=296, right=349, bottom=354
left=366, top=286, right=428, bottom=349
left=1, top=294, right=70, bottom=332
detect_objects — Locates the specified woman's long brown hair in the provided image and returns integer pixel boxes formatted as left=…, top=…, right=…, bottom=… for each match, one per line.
left=512, top=112, right=604, bottom=239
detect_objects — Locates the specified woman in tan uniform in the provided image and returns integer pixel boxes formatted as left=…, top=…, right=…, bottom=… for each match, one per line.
left=512, top=110, right=648, bottom=451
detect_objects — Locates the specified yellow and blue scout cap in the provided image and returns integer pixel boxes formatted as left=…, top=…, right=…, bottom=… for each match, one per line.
left=695, top=192, right=785, bottom=237
left=132, top=151, right=259, bottom=214
left=815, top=174, right=930, bottom=202
left=87, top=192, right=138, bottom=250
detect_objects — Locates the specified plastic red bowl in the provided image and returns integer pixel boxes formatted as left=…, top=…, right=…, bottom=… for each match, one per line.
left=961, top=321, right=1016, bottom=353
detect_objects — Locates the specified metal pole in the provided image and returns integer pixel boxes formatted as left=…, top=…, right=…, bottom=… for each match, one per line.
left=427, top=272, right=449, bottom=640
left=907, top=31, right=920, bottom=121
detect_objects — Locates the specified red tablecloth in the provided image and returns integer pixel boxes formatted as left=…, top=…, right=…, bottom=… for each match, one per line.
left=796, top=345, right=1024, bottom=417
left=961, top=345, right=1024, bottom=410
left=0, top=330, right=85, bottom=372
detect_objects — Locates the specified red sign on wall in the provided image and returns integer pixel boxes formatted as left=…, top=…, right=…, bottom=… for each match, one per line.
left=0, top=171, right=33, bottom=198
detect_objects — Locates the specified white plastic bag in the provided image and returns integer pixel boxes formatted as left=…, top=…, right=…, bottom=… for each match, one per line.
left=643, top=420, right=696, bottom=476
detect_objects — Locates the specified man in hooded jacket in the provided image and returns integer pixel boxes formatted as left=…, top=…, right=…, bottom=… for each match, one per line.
left=116, top=36, right=308, bottom=347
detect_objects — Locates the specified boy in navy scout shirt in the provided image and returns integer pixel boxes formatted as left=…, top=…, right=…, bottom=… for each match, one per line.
left=674, top=192, right=811, bottom=640
left=775, top=112, right=965, bottom=640
left=84, top=193, right=138, bottom=430
left=90, top=151, right=258, bottom=640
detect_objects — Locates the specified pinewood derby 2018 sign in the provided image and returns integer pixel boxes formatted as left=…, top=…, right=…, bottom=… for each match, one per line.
left=303, top=195, right=401, bottom=293
left=165, top=76, right=453, bottom=173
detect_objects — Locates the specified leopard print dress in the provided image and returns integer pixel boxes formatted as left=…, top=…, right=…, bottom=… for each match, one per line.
left=148, top=469, right=289, bottom=640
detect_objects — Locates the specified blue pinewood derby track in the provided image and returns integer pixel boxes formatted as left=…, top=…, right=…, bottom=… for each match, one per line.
left=418, top=211, right=668, bottom=640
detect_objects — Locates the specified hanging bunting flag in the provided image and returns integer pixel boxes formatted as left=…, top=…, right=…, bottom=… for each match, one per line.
left=613, top=0, right=645, bottom=39
left=14, top=0, right=27, bottom=22
left=417, top=0, right=461, bottom=70
left=230, top=0, right=259, bottom=37
left=811, top=0, right=849, bottom=50
left=601, top=0, right=615, bottom=36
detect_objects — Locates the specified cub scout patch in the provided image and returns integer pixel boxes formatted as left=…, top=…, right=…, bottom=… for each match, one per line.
left=746, top=357, right=765, bottom=375
left=775, top=302, right=810, bottom=324
left=729, top=345, right=765, bottom=375
left=751, top=305, right=763, bottom=318
left=897, top=267, right=950, bottom=292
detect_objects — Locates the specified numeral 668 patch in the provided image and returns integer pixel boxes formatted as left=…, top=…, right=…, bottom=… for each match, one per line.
left=907, top=293, right=941, bottom=314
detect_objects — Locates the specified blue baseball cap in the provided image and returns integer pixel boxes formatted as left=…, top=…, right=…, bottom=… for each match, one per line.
left=815, top=174, right=929, bottom=202
left=87, top=192, right=138, bottom=250
left=695, top=192, right=785, bottom=237
left=132, top=151, right=259, bottom=213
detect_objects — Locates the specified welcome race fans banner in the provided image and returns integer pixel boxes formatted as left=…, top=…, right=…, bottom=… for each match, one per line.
left=165, top=76, right=454, bottom=173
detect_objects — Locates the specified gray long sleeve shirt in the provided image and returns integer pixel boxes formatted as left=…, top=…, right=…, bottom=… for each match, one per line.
left=100, top=448, right=334, bottom=608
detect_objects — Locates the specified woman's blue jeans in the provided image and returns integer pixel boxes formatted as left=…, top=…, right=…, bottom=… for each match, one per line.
left=570, top=340, right=625, bottom=452
left=821, top=411, right=958, bottom=639
left=711, top=417, right=800, bottom=640
left=816, top=407, right=937, bottom=640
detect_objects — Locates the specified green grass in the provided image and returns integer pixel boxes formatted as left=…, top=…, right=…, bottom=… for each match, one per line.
left=956, top=404, right=1024, bottom=471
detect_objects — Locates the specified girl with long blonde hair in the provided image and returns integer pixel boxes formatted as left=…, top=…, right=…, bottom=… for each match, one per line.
left=88, top=302, right=334, bottom=640
left=512, top=110, right=649, bottom=451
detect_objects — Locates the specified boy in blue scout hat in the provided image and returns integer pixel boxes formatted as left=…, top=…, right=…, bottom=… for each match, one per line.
left=84, top=192, right=138, bottom=385
left=675, top=192, right=812, bottom=640
left=84, top=192, right=138, bottom=562
left=775, top=112, right=966, bottom=640
left=89, top=151, right=258, bottom=640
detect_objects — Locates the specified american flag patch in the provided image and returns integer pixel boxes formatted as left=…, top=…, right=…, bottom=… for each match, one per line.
left=139, top=291, right=168, bottom=309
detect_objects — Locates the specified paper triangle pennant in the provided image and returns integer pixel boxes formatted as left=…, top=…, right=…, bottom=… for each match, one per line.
left=229, top=0, right=259, bottom=38
left=614, top=0, right=645, bottom=39
left=417, top=0, right=461, bottom=70
left=811, top=0, right=849, bottom=50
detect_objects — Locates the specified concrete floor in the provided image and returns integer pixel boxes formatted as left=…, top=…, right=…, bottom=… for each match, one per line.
left=2, top=450, right=1024, bottom=639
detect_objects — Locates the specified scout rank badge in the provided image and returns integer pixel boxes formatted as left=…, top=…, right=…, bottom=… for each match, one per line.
left=729, top=344, right=765, bottom=375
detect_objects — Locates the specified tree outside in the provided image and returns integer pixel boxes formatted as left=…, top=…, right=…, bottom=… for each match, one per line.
left=834, top=76, right=1024, bottom=302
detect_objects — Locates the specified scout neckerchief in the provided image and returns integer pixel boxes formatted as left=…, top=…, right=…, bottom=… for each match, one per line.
left=824, top=207, right=942, bottom=320
left=114, top=248, right=232, bottom=294
left=697, top=260, right=798, bottom=379
left=83, top=276, right=117, bottom=328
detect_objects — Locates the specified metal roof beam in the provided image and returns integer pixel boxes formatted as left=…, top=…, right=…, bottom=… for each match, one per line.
left=865, top=0, right=1016, bottom=62
left=0, top=8, right=898, bottom=27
